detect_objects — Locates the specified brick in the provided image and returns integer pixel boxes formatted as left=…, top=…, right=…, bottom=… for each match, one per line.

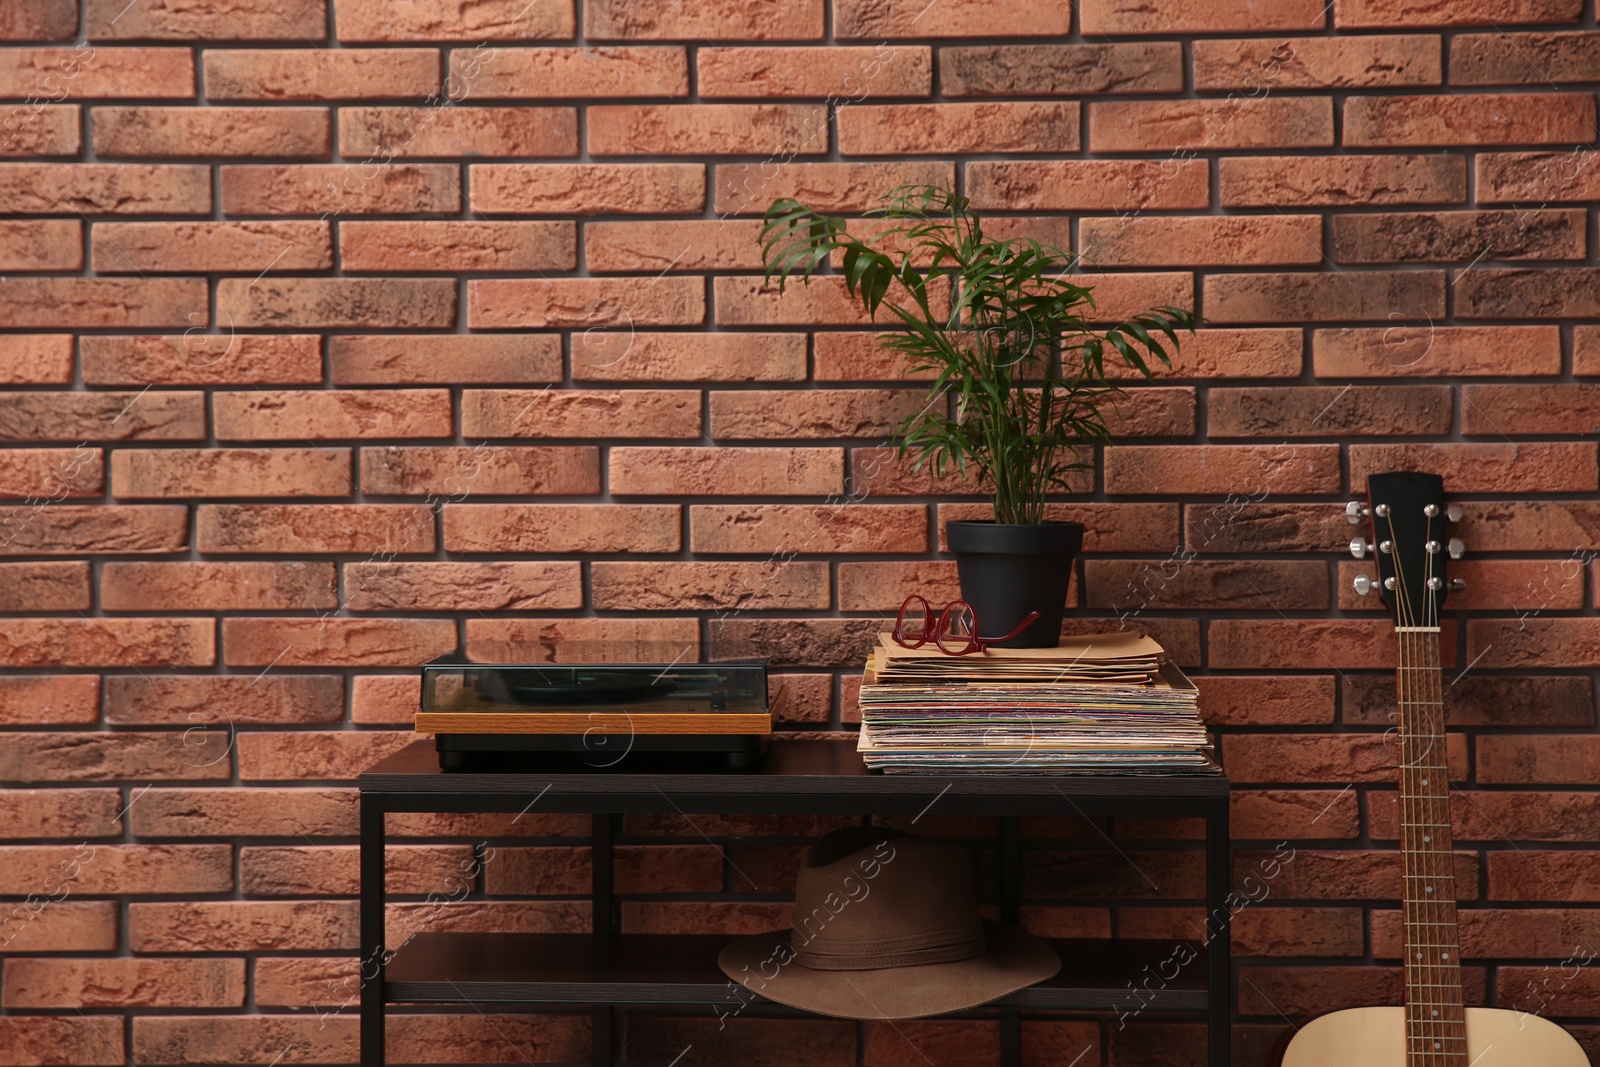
left=838, top=560, right=960, bottom=612
left=442, top=503, right=679, bottom=553
left=1476, top=150, right=1600, bottom=204
left=1220, top=154, right=1464, bottom=206
left=700, top=45, right=931, bottom=98
left=1333, top=208, right=1584, bottom=263
left=1582, top=326, right=1600, bottom=376
left=840, top=102, right=1078, bottom=155
left=0, top=902, right=116, bottom=953
left=0, top=279, right=206, bottom=329
left=611, top=447, right=841, bottom=496
left=469, top=277, right=703, bottom=329
left=3, top=958, right=244, bottom=1009
left=0, top=506, right=187, bottom=557
left=0, top=104, right=79, bottom=155
left=591, top=103, right=827, bottom=156
left=337, top=0, right=573, bottom=41
left=1118, top=328, right=1305, bottom=381
left=1099, top=387, right=1194, bottom=438
left=969, top=159, right=1209, bottom=212
left=691, top=503, right=927, bottom=554
left=1093, top=98, right=1331, bottom=151
left=1237, top=964, right=1486, bottom=1014
left=463, top=617, right=699, bottom=662
left=453, top=46, right=686, bottom=99
left=1107, top=444, right=1340, bottom=495
left=0, top=336, right=72, bottom=384
left=0, top=2, right=76, bottom=41
left=1211, top=384, right=1451, bottom=437
left=1461, top=384, right=1600, bottom=435
left=1384, top=910, right=1600, bottom=963
left=462, top=388, right=698, bottom=439
left=1489, top=851, right=1600, bottom=901
left=0, top=561, right=88, bottom=612
left=216, top=278, right=456, bottom=329
left=1206, top=270, right=1445, bottom=324
left=0, top=392, right=204, bottom=441
left=1344, top=673, right=1592, bottom=727
left=768, top=674, right=832, bottom=724
left=1340, top=558, right=1583, bottom=613
left=1313, top=325, right=1560, bottom=377
left=111, top=448, right=349, bottom=499
left=1084, top=0, right=1326, bottom=32
left=811, top=331, right=933, bottom=382
left=0, top=844, right=231, bottom=894
left=221, top=163, right=458, bottom=216
left=1084, top=559, right=1327, bottom=613
left=214, top=389, right=451, bottom=441
left=106, top=674, right=341, bottom=726
left=341, top=220, right=573, bottom=273
left=130, top=901, right=356, bottom=952
left=1211, top=619, right=1456, bottom=670
left=101, top=562, right=337, bottom=613
left=0, top=447, right=101, bottom=498
left=129, top=788, right=355, bottom=836
left=344, top=561, right=581, bottom=611
left=574, top=331, right=805, bottom=382
left=0, top=1018, right=123, bottom=1066
left=473, top=162, right=703, bottom=213
left=1232, top=788, right=1357, bottom=838
left=81, top=335, right=322, bottom=386
left=937, top=503, right=1178, bottom=553
left=240, top=843, right=472, bottom=895
left=586, top=0, right=823, bottom=40
left=1239, top=848, right=1479, bottom=903
left=1372, top=791, right=1600, bottom=842
left=339, top=105, right=575, bottom=158
left=488, top=844, right=723, bottom=894
left=351, top=676, right=418, bottom=724
left=362, top=445, right=597, bottom=495
left=93, top=106, right=328, bottom=158
left=585, top=219, right=764, bottom=272
left=1224, top=731, right=1465, bottom=784
left=1194, top=34, right=1440, bottom=89
left=0, top=676, right=97, bottom=726
left=331, top=335, right=560, bottom=385
left=713, top=160, right=952, bottom=215
left=709, top=618, right=877, bottom=668
left=0, top=46, right=193, bottom=97
left=0, top=731, right=231, bottom=783
left=1352, top=442, right=1597, bottom=492
left=1461, top=267, right=1600, bottom=319
left=0, top=789, right=120, bottom=839
left=1469, top=618, right=1600, bottom=670
left=716, top=276, right=906, bottom=327
left=87, top=0, right=325, bottom=40
left=1442, top=500, right=1600, bottom=554
left=224, top=620, right=455, bottom=669
left=93, top=221, right=332, bottom=274
left=1082, top=215, right=1321, bottom=268
left=203, top=49, right=438, bottom=100
left=942, top=42, right=1179, bottom=96
left=0, top=618, right=212, bottom=668
left=197, top=504, right=435, bottom=555
left=1452, top=31, right=1600, bottom=84
left=1346, top=92, right=1595, bottom=146
left=595, top=561, right=829, bottom=611
left=1479, top=735, right=1600, bottom=786
left=626, top=1017, right=850, bottom=1067
left=865, top=1, right=1073, bottom=36
left=0, top=220, right=79, bottom=270
left=852, top=444, right=1017, bottom=498
left=710, top=389, right=923, bottom=440
left=1335, top=0, right=1581, bottom=28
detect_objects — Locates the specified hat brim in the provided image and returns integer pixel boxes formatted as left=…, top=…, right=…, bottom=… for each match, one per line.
left=716, top=920, right=1061, bottom=1021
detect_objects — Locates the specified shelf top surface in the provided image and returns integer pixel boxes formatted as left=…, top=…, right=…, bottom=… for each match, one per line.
left=361, top=739, right=1230, bottom=800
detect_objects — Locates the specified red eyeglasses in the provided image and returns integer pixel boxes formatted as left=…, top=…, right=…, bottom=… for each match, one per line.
left=892, top=596, right=1042, bottom=656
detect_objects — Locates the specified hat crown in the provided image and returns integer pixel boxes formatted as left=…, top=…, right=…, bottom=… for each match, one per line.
left=790, top=829, right=984, bottom=971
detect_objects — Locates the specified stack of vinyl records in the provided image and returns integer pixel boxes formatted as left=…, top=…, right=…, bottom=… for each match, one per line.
left=857, top=630, right=1214, bottom=774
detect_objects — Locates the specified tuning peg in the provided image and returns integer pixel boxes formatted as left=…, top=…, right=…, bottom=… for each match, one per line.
left=1446, top=504, right=1463, bottom=523
left=1345, top=501, right=1369, bottom=525
left=1349, top=537, right=1369, bottom=559
left=1450, top=578, right=1466, bottom=591
left=1352, top=574, right=1373, bottom=596
left=1448, top=538, right=1465, bottom=560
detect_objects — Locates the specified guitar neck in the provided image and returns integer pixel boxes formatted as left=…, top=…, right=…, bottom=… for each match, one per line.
left=1395, top=626, right=1467, bottom=1065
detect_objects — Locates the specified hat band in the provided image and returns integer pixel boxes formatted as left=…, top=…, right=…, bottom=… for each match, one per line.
left=793, top=923, right=986, bottom=971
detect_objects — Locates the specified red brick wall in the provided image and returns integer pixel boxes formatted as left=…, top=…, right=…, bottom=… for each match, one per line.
left=2, top=0, right=1599, bottom=1063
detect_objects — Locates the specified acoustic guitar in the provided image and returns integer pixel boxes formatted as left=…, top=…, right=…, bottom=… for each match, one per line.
left=1275, top=471, right=1590, bottom=1066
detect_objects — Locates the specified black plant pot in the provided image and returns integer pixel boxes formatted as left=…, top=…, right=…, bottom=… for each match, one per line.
left=946, top=520, right=1084, bottom=649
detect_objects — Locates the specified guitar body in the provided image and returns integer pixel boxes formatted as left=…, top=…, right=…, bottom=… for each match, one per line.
left=1278, top=1006, right=1590, bottom=1066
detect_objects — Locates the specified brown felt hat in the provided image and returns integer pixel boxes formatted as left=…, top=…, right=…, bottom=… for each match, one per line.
left=717, top=826, right=1060, bottom=1020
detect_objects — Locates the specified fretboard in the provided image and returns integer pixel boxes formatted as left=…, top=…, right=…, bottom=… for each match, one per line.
left=1396, top=626, right=1466, bottom=1067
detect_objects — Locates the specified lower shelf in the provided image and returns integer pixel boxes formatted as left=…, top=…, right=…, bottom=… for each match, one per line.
left=384, top=933, right=1208, bottom=1013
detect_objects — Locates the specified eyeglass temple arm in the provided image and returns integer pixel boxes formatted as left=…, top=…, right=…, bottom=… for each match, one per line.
left=983, top=611, right=1042, bottom=644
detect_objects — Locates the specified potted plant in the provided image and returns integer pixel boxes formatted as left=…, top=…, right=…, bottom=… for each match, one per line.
left=760, top=184, right=1194, bottom=648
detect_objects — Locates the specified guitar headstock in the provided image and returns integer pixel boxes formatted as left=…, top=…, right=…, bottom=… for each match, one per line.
left=1345, top=471, right=1464, bottom=627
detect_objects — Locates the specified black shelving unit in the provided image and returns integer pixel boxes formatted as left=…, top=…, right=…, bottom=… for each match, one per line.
left=359, top=740, right=1232, bottom=1067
